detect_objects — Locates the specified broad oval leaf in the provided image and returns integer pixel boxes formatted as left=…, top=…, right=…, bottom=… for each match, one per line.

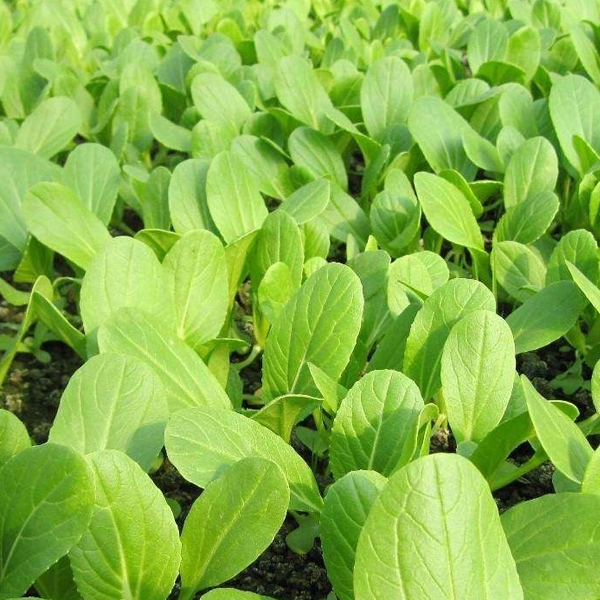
left=63, top=143, right=120, bottom=226
left=80, top=236, right=166, bottom=333
left=179, top=457, right=289, bottom=597
left=22, top=182, right=111, bottom=270
left=321, top=471, right=387, bottom=600
left=441, top=310, right=515, bottom=443
left=206, top=151, right=268, bottom=243
left=404, top=278, right=496, bottom=400
left=414, top=172, right=483, bottom=251
left=165, top=407, right=322, bottom=513
left=502, top=493, right=600, bottom=600
left=163, top=230, right=228, bottom=348
left=98, top=308, right=231, bottom=413
left=330, top=370, right=424, bottom=478
left=354, top=454, right=523, bottom=600
left=360, top=56, right=413, bottom=140
left=69, top=451, right=181, bottom=600
left=262, top=263, right=364, bottom=400
left=15, top=96, right=81, bottom=159
left=0, top=444, right=94, bottom=599
left=48, top=354, right=168, bottom=472
left=279, top=179, right=330, bottom=225
left=0, top=410, right=30, bottom=470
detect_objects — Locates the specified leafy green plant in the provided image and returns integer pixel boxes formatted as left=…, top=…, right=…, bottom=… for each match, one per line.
left=2, top=0, right=600, bottom=598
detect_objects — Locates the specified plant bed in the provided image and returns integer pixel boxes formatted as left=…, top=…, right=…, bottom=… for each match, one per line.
left=3, top=1, right=600, bottom=600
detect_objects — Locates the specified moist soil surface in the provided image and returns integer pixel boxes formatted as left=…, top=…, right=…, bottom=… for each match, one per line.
left=1, top=298, right=593, bottom=599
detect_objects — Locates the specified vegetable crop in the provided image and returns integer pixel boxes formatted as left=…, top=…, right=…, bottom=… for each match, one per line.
left=2, top=0, right=600, bottom=599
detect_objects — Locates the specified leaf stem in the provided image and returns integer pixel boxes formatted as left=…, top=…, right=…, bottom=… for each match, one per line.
left=234, top=344, right=262, bottom=371
left=489, top=452, right=547, bottom=492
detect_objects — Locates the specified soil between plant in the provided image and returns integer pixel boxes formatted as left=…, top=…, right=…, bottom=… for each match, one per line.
left=0, top=300, right=592, bottom=599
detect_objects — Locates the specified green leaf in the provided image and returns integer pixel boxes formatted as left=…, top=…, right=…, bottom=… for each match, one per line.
left=354, top=454, right=523, bottom=600
left=408, top=96, right=477, bottom=180
left=34, top=556, right=81, bottom=600
left=549, top=74, right=600, bottom=175
left=494, top=191, right=559, bottom=244
left=274, top=56, right=333, bottom=130
left=404, top=279, right=496, bottom=400
left=163, top=230, right=228, bottom=348
left=467, top=20, right=508, bottom=75
left=330, top=370, right=424, bottom=478
left=63, top=143, right=121, bottom=226
left=168, top=159, right=215, bottom=234
left=202, top=590, right=274, bottom=600
left=165, top=407, right=323, bottom=513
left=179, top=457, right=289, bottom=598
left=192, top=72, right=251, bottom=132
left=441, top=310, right=515, bottom=443
left=262, top=263, right=364, bottom=400
left=288, top=127, right=347, bottom=190
left=257, top=262, right=296, bottom=325
left=360, top=56, right=413, bottom=140
left=0, top=410, right=30, bottom=470
left=98, top=308, right=231, bottom=413
left=80, top=236, right=167, bottom=333
left=502, top=493, right=600, bottom=600
left=523, top=376, right=593, bottom=484
left=22, top=182, right=111, bottom=270
left=506, top=281, right=586, bottom=354
left=15, top=97, right=81, bottom=159
left=0, top=148, right=58, bottom=252
left=503, top=137, right=558, bottom=208
left=547, top=230, right=598, bottom=285
left=69, top=451, right=180, bottom=600
left=0, top=444, right=94, bottom=600
left=414, top=172, right=483, bottom=251
left=279, top=179, right=330, bottom=225
left=149, top=113, right=192, bottom=152
left=491, top=241, right=546, bottom=303
left=566, top=260, right=600, bottom=314
left=49, top=354, right=168, bottom=472
left=321, top=184, right=370, bottom=247
left=206, top=151, right=268, bottom=243
left=321, top=471, right=387, bottom=600
left=388, top=251, right=449, bottom=299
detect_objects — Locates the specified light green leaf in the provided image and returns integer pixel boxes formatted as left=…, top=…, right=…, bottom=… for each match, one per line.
left=566, top=260, right=600, bottom=315
left=168, top=159, right=215, bottom=234
left=494, top=191, right=559, bottom=244
left=547, top=230, right=598, bottom=285
left=0, top=444, right=94, bottom=600
left=63, top=143, right=121, bottom=225
left=549, top=74, right=600, bottom=175
left=523, top=376, right=593, bottom=484
left=414, top=172, right=483, bottom=251
left=506, top=282, right=586, bottom=354
left=163, top=230, right=228, bottom=348
left=354, top=454, right=523, bottom=600
left=80, top=236, right=166, bottom=333
left=0, top=148, right=58, bottom=252
left=288, top=127, right=347, bottom=190
left=69, top=451, right=180, bottom=600
left=262, top=263, right=364, bottom=400
left=0, top=410, right=30, bottom=470
left=179, top=457, right=288, bottom=598
left=360, top=56, right=413, bottom=140
left=330, top=370, right=423, bottom=478
left=502, top=493, right=600, bottom=600
left=22, top=182, right=111, bottom=270
left=467, top=20, right=508, bottom=75
left=504, top=137, right=558, bottom=208
left=202, top=590, right=274, bottom=600
left=258, top=262, right=296, bottom=325
left=388, top=251, right=449, bottom=299
left=165, top=407, right=323, bottom=513
left=98, top=308, right=231, bottom=413
left=408, top=96, right=477, bottom=180
left=404, top=278, right=496, bottom=400
left=15, top=97, right=81, bottom=159
left=206, top=151, right=268, bottom=243
left=321, top=184, right=370, bottom=247
left=321, top=471, right=387, bottom=600
left=491, top=241, right=546, bottom=302
left=49, top=354, right=168, bottom=472
left=441, top=310, right=515, bottom=443
left=149, top=113, right=192, bottom=152
left=279, top=179, right=330, bottom=225
left=191, top=72, right=250, bottom=132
